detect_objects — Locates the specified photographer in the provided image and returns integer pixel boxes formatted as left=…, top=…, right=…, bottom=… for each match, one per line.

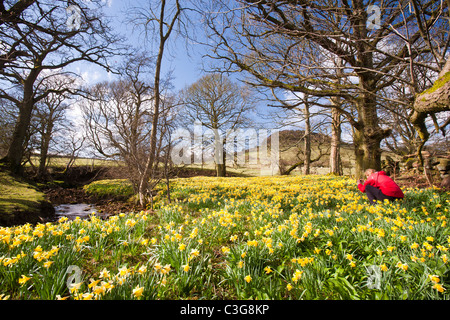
left=357, top=169, right=404, bottom=204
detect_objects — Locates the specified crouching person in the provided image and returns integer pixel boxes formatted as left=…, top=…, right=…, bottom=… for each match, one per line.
left=357, top=169, right=404, bottom=204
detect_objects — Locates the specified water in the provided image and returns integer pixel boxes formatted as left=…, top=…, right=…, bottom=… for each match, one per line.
left=54, top=203, right=103, bottom=220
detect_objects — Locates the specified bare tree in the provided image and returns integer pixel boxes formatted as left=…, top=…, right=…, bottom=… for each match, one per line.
left=0, top=0, right=36, bottom=70
left=60, top=128, right=85, bottom=174
left=30, top=73, right=76, bottom=178
left=127, top=0, right=184, bottom=206
left=267, top=91, right=331, bottom=175
left=82, top=53, right=178, bottom=207
left=0, top=0, right=124, bottom=174
left=179, top=73, right=254, bottom=176
left=82, top=56, right=153, bottom=189
left=329, top=98, right=343, bottom=175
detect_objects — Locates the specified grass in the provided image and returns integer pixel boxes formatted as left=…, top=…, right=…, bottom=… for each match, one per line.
left=0, top=170, right=48, bottom=225
left=27, top=156, right=120, bottom=169
left=0, top=175, right=449, bottom=300
left=83, top=179, right=135, bottom=200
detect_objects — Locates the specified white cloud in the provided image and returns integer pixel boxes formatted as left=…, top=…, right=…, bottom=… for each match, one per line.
left=82, top=0, right=112, bottom=7
left=77, top=68, right=102, bottom=85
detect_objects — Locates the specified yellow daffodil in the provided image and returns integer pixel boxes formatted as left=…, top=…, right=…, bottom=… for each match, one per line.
left=154, top=262, right=162, bottom=272
left=264, top=266, right=273, bottom=274
left=99, top=268, right=110, bottom=279
left=292, top=270, right=303, bottom=283
left=396, top=262, right=408, bottom=271
left=221, top=246, right=230, bottom=254
left=132, top=285, right=144, bottom=299
left=18, top=275, right=31, bottom=286
left=432, top=283, right=446, bottom=293
left=118, top=266, right=130, bottom=277
left=69, top=282, right=82, bottom=293
left=137, top=266, right=147, bottom=274
left=429, top=275, right=440, bottom=283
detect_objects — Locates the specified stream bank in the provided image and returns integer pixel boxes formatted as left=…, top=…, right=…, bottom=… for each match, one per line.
left=0, top=169, right=55, bottom=227
left=45, top=187, right=139, bottom=221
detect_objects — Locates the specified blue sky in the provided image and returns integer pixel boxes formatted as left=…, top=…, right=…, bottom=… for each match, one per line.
left=73, top=0, right=206, bottom=91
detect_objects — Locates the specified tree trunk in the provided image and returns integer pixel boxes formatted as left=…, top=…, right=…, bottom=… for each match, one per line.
left=411, top=57, right=450, bottom=168
left=4, top=70, right=39, bottom=174
left=330, top=100, right=342, bottom=175
left=216, top=163, right=226, bottom=177
left=4, top=106, right=31, bottom=174
left=138, top=46, right=164, bottom=208
left=352, top=78, right=391, bottom=178
left=136, top=0, right=180, bottom=207
left=283, top=160, right=304, bottom=175
left=303, top=101, right=311, bottom=175
left=214, top=130, right=226, bottom=177
left=37, top=120, right=53, bottom=178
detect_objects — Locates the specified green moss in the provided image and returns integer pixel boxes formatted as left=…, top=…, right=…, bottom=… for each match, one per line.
left=419, top=71, right=450, bottom=97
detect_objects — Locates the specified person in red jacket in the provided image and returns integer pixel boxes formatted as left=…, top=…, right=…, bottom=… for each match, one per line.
left=357, top=169, right=404, bottom=204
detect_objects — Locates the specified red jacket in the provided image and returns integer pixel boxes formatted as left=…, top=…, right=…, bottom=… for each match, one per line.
left=358, top=171, right=404, bottom=198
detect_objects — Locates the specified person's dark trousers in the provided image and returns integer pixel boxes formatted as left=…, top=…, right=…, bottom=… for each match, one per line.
left=365, top=185, right=399, bottom=204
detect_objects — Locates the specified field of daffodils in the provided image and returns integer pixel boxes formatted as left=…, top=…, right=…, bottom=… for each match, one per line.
left=1, top=175, right=449, bottom=300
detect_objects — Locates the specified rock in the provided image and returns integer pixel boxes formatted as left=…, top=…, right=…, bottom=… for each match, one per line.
left=437, top=159, right=450, bottom=177
left=441, top=176, right=450, bottom=189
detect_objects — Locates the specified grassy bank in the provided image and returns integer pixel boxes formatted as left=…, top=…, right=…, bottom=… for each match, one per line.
left=0, top=170, right=54, bottom=226
left=83, top=179, right=135, bottom=201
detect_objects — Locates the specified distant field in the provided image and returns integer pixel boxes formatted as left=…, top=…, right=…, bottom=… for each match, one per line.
left=32, top=133, right=398, bottom=178
left=44, top=156, right=121, bottom=168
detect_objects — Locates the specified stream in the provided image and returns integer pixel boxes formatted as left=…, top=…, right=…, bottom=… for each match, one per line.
left=54, top=203, right=107, bottom=220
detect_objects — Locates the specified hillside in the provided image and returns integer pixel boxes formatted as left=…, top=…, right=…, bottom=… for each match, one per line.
left=242, top=129, right=357, bottom=175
